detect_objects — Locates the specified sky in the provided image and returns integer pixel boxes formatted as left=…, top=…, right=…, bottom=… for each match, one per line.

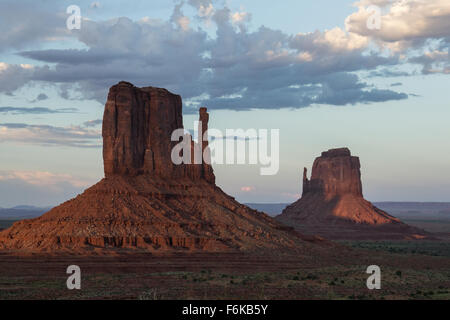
left=0, top=0, right=449, bottom=207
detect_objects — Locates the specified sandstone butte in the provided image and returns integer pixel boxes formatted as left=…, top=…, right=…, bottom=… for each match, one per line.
left=276, top=148, right=429, bottom=240
left=0, top=81, right=325, bottom=254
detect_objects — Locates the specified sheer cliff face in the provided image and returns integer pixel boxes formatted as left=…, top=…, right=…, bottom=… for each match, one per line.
left=102, top=81, right=214, bottom=183
left=303, top=148, right=363, bottom=198
left=102, top=81, right=183, bottom=177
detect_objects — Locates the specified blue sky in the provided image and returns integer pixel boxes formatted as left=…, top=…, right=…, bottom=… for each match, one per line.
left=0, top=0, right=449, bottom=207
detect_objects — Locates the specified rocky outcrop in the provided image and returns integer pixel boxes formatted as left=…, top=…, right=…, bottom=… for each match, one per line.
left=277, top=148, right=429, bottom=240
left=0, top=82, right=315, bottom=253
left=302, top=148, right=363, bottom=198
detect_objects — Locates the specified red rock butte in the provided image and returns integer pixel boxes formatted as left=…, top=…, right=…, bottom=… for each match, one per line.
left=0, top=81, right=316, bottom=254
left=276, top=148, right=429, bottom=240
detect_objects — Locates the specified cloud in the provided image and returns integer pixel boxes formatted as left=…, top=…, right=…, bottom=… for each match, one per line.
left=0, top=0, right=442, bottom=110
left=0, top=170, right=94, bottom=207
left=410, top=50, right=450, bottom=74
left=0, top=123, right=101, bottom=148
left=0, top=1, right=68, bottom=53
left=0, top=170, right=92, bottom=189
left=347, top=0, right=450, bottom=44
left=83, top=119, right=102, bottom=127
left=346, top=0, right=450, bottom=74
left=0, top=62, right=35, bottom=94
left=14, top=15, right=209, bottom=102
left=368, top=68, right=412, bottom=78
left=199, top=72, right=408, bottom=111
left=90, top=2, right=101, bottom=9
left=18, top=49, right=129, bottom=65
left=231, top=11, right=251, bottom=26
left=32, top=93, right=49, bottom=102
left=304, top=27, right=369, bottom=52
left=0, top=107, right=78, bottom=114
left=240, top=186, right=254, bottom=192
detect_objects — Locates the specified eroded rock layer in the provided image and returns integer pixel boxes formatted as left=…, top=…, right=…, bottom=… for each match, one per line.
left=276, top=148, right=429, bottom=240
left=0, top=176, right=305, bottom=253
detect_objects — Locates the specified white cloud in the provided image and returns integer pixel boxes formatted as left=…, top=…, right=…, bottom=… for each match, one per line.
left=345, top=0, right=450, bottom=74
left=346, top=0, right=450, bottom=44
left=2, top=0, right=443, bottom=109
left=231, top=11, right=251, bottom=25
left=0, top=1, right=68, bottom=52
left=177, top=16, right=191, bottom=31
left=315, top=27, right=369, bottom=52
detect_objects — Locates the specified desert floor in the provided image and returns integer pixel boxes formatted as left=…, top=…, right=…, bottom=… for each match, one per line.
left=0, top=240, right=449, bottom=300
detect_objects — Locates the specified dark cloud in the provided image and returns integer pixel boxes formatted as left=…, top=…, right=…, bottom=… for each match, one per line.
left=33, top=93, right=49, bottom=102
left=90, top=2, right=101, bottom=9
left=409, top=47, right=450, bottom=74
left=0, top=107, right=78, bottom=114
left=19, top=49, right=131, bottom=65
left=0, top=1, right=67, bottom=53
left=1, top=1, right=412, bottom=110
left=83, top=119, right=102, bottom=127
left=199, top=72, right=408, bottom=111
left=368, top=69, right=413, bottom=78
left=0, top=63, right=35, bottom=94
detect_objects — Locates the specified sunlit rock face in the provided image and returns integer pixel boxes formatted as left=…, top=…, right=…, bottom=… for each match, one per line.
left=277, top=148, right=429, bottom=240
left=302, top=148, right=363, bottom=198
left=102, top=81, right=214, bottom=183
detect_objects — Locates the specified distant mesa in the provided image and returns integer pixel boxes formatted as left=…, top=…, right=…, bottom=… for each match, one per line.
left=0, top=81, right=315, bottom=254
left=276, top=148, right=429, bottom=240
